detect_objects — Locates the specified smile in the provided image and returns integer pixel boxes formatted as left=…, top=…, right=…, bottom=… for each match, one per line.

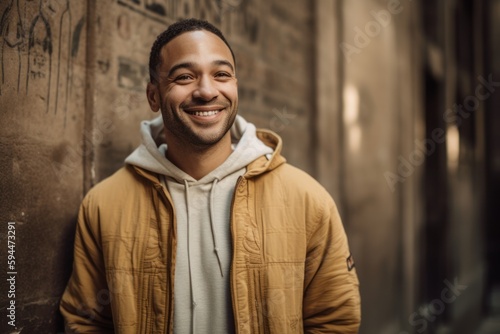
left=188, top=110, right=221, bottom=117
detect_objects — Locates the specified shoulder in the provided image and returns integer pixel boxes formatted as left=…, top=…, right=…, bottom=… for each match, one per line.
left=82, top=165, right=149, bottom=208
left=261, top=163, right=331, bottom=197
left=252, top=163, right=342, bottom=242
left=254, top=163, right=336, bottom=213
left=78, top=166, right=158, bottom=237
left=85, top=166, right=136, bottom=196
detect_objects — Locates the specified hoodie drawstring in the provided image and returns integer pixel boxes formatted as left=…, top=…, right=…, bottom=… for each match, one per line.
left=183, top=180, right=197, bottom=331
left=209, top=178, right=224, bottom=277
left=183, top=178, right=224, bottom=333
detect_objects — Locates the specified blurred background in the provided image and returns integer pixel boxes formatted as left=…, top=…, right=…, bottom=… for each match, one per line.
left=1, top=0, right=499, bottom=333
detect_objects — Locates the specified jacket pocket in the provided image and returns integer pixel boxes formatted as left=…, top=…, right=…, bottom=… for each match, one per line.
left=140, top=220, right=169, bottom=333
left=262, top=263, right=304, bottom=333
left=143, top=219, right=164, bottom=267
left=249, top=268, right=267, bottom=334
left=139, top=273, right=154, bottom=334
left=248, top=265, right=304, bottom=334
left=260, top=207, right=307, bottom=263
left=139, top=270, right=169, bottom=334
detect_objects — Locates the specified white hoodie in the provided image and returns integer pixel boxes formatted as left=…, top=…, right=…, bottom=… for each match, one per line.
left=125, top=115, right=273, bottom=334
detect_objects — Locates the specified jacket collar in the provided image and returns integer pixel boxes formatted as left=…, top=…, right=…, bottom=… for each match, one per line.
left=244, top=129, right=286, bottom=178
left=131, top=128, right=286, bottom=182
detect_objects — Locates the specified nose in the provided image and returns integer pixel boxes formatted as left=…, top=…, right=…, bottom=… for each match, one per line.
left=192, top=76, right=218, bottom=101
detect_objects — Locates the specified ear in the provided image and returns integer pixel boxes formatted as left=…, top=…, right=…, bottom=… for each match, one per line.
left=146, top=82, right=160, bottom=112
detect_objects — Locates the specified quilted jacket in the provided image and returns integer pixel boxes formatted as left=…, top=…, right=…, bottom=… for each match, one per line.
left=60, top=129, right=361, bottom=333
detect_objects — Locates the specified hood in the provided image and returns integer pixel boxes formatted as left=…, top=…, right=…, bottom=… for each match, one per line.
left=125, top=114, right=284, bottom=182
left=124, top=114, right=286, bottom=333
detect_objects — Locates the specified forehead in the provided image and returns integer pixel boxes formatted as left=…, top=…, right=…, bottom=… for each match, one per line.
left=159, top=30, right=234, bottom=69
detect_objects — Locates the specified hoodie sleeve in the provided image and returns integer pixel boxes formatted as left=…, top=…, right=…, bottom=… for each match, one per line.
left=302, top=198, right=361, bottom=333
left=60, top=195, right=114, bottom=333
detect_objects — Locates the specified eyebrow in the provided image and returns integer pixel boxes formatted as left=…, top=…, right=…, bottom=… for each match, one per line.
left=166, top=60, right=235, bottom=78
left=212, top=60, right=234, bottom=73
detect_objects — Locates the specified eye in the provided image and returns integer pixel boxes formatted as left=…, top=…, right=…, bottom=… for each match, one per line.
left=215, top=72, right=232, bottom=80
left=175, top=74, right=194, bottom=82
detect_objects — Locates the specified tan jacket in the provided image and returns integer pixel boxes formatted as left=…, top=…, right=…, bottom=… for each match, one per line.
left=60, top=130, right=361, bottom=333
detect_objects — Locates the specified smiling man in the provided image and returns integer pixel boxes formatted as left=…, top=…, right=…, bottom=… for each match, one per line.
left=60, top=19, right=361, bottom=334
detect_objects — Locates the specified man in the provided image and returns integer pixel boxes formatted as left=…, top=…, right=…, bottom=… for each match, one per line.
left=60, top=18, right=360, bottom=333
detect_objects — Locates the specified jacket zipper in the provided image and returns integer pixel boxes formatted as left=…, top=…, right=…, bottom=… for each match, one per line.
left=230, top=176, right=244, bottom=334
left=156, top=175, right=244, bottom=333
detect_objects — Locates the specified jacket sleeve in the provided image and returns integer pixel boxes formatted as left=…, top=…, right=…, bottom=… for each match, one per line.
left=302, top=199, right=361, bottom=333
left=59, top=195, right=114, bottom=333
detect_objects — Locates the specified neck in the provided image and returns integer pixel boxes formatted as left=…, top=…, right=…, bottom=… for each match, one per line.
left=165, top=133, right=232, bottom=180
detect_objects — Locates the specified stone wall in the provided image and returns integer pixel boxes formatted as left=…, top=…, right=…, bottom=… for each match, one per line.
left=0, top=0, right=88, bottom=331
left=0, top=0, right=492, bottom=333
left=90, top=0, right=315, bottom=184
left=0, top=0, right=315, bottom=331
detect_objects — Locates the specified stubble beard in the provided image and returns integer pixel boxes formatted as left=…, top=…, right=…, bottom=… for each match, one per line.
left=160, top=99, right=238, bottom=151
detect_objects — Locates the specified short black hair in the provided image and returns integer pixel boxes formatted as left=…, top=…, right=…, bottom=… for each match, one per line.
left=148, top=18, right=235, bottom=83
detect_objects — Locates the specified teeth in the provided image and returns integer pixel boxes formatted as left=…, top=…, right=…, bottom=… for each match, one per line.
left=192, top=110, right=219, bottom=116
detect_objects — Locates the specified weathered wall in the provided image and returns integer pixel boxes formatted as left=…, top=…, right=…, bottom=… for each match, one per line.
left=0, top=0, right=493, bottom=333
left=0, top=0, right=315, bottom=332
left=0, top=0, right=88, bottom=332
left=89, top=0, right=315, bottom=184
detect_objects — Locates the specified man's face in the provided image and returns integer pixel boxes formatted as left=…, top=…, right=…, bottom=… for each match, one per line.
left=148, top=30, right=238, bottom=149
